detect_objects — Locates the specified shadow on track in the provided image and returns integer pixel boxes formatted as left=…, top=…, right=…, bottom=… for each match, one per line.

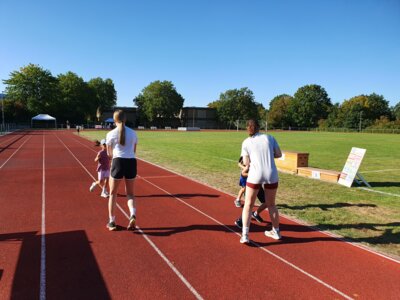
left=0, top=230, right=111, bottom=299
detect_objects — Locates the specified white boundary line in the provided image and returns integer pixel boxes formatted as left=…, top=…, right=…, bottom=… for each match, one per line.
left=70, top=135, right=354, bottom=299
left=361, top=169, right=400, bottom=173
left=71, top=135, right=400, bottom=264
left=139, top=177, right=353, bottom=300
left=0, top=135, right=17, bottom=146
left=40, top=133, right=46, bottom=300
left=0, top=135, right=31, bottom=169
left=54, top=133, right=203, bottom=300
left=356, top=187, right=400, bottom=198
left=135, top=158, right=400, bottom=264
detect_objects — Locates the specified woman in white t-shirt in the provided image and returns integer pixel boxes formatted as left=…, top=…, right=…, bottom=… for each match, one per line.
left=239, top=119, right=282, bottom=244
left=105, top=110, right=138, bottom=231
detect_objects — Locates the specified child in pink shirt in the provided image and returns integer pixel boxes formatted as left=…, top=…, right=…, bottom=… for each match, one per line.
left=89, top=139, right=110, bottom=198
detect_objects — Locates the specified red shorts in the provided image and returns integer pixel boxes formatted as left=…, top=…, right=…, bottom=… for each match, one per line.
left=246, top=182, right=279, bottom=190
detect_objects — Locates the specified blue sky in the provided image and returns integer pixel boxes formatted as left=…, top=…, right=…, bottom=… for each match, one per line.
left=1, top=0, right=399, bottom=108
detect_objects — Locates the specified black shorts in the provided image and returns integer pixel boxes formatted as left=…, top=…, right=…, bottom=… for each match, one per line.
left=111, top=158, right=137, bottom=180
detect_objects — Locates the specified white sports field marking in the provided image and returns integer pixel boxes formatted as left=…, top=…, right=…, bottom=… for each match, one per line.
left=361, top=169, right=400, bottom=173
left=0, top=135, right=17, bottom=146
left=139, top=175, right=180, bottom=179
left=117, top=207, right=204, bottom=300
left=139, top=158, right=400, bottom=264
left=40, top=133, right=46, bottom=300
left=280, top=214, right=400, bottom=264
left=139, top=176, right=354, bottom=300
left=0, top=135, right=31, bottom=169
left=357, top=187, right=400, bottom=198
left=55, top=133, right=203, bottom=300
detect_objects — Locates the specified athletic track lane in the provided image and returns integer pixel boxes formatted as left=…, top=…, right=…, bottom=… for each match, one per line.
left=0, top=130, right=399, bottom=299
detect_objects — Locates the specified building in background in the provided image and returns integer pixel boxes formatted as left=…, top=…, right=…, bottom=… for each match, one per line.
left=101, top=107, right=137, bottom=127
left=179, top=107, right=217, bottom=129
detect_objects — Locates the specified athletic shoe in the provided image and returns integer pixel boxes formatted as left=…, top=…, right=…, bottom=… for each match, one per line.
left=251, top=211, right=264, bottom=223
left=89, top=182, right=97, bottom=192
left=240, top=234, right=249, bottom=244
left=235, top=218, right=243, bottom=229
left=101, top=191, right=109, bottom=198
left=106, top=221, right=117, bottom=231
left=265, top=228, right=281, bottom=240
left=234, top=199, right=241, bottom=208
left=127, top=215, right=136, bottom=230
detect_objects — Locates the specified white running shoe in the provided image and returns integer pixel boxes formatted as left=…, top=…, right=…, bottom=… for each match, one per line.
left=89, top=182, right=97, bottom=192
left=234, top=199, right=241, bottom=208
left=240, top=234, right=249, bottom=244
left=265, top=228, right=282, bottom=240
left=101, top=191, right=109, bottom=198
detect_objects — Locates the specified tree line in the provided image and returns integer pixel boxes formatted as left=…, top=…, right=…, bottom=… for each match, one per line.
left=2, top=64, right=116, bottom=124
left=2, top=64, right=399, bottom=129
left=267, top=85, right=400, bottom=130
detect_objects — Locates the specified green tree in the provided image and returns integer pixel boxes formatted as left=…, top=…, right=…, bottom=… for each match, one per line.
left=290, top=84, right=332, bottom=128
left=57, top=72, right=92, bottom=123
left=211, top=88, right=259, bottom=128
left=3, top=64, right=58, bottom=116
left=267, top=94, right=293, bottom=129
left=393, top=102, right=400, bottom=120
left=134, top=80, right=184, bottom=125
left=88, top=77, right=117, bottom=118
left=338, top=94, right=391, bottom=129
left=326, top=103, right=342, bottom=127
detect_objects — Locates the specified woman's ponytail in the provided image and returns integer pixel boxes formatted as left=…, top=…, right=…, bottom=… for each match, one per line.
left=113, top=110, right=126, bottom=146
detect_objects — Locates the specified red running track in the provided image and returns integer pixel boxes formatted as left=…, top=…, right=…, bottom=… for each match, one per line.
left=0, top=130, right=399, bottom=299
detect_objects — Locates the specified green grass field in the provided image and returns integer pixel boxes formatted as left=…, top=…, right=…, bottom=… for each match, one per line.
left=82, top=129, right=400, bottom=258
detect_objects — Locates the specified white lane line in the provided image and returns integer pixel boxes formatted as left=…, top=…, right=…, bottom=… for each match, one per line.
left=0, top=135, right=17, bottom=146
left=40, top=132, right=46, bottom=300
left=361, top=169, right=400, bottom=173
left=54, top=133, right=203, bottom=300
left=0, top=135, right=31, bottom=169
left=357, top=187, right=400, bottom=198
left=139, top=158, right=400, bottom=264
left=139, top=176, right=353, bottom=300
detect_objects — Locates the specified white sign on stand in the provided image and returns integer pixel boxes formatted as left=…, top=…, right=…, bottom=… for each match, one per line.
left=338, top=147, right=367, bottom=188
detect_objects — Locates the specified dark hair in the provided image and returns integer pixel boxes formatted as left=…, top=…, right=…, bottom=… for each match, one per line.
left=246, top=119, right=260, bottom=131
left=113, top=110, right=126, bottom=146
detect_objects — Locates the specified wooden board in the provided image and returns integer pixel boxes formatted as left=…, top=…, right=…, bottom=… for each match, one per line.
left=275, top=151, right=309, bottom=173
left=297, top=167, right=340, bottom=183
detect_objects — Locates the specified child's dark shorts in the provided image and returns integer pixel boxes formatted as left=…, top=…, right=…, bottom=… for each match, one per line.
left=239, top=175, right=247, bottom=187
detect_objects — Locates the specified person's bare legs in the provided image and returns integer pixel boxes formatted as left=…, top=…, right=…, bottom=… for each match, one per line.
left=108, top=177, right=122, bottom=221
left=264, top=187, right=281, bottom=239
left=265, top=188, right=279, bottom=228
left=125, top=178, right=136, bottom=229
left=241, top=186, right=258, bottom=242
left=256, top=201, right=268, bottom=215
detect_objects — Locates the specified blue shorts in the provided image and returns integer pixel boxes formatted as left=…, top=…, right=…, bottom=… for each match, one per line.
left=239, top=175, right=247, bottom=187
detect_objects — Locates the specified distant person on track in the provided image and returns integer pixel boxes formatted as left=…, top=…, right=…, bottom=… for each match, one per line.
left=106, top=110, right=138, bottom=231
left=89, top=139, right=110, bottom=198
left=76, top=125, right=80, bottom=135
left=234, top=156, right=267, bottom=227
left=239, top=119, right=282, bottom=244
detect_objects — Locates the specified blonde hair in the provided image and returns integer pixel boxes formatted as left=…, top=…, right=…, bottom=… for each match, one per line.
left=113, top=110, right=126, bottom=146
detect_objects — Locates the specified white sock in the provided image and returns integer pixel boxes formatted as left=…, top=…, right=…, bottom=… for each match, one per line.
left=274, top=227, right=280, bottom=232
left=129, top=207, right=136, bottom=217
left=242, top=226, right=249, bottom=235
left=109, top=216, right=115, bottom=223
left=102, top=186, right=106, bottom=193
